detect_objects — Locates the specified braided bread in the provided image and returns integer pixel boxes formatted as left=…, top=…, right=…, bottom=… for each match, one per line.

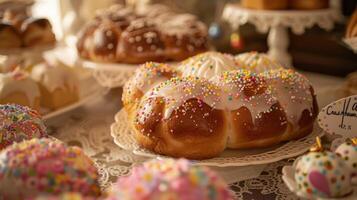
left=77, top=4, right=208, bottom=64
left=123, top=52, right=318, bottom=159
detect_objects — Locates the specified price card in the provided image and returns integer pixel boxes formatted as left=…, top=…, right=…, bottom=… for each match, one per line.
left=318, top=95, right=357, bottom=149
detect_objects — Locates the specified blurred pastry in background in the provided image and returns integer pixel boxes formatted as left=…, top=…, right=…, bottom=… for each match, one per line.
left=0, top=1, right=55, bottom=49
left=0, top=69, right=40, bottom=110
left=289, top=0, right=329, bottom=10
left=241, top=0, right=288, bottom=10
left=21, top=18, right=56, bottom=47
left=346, top=9, right=357, bottom=38
left=241, top=0, right=329, bottom=10
left=77, top=4, right=208, bottom=64
left=31, top=61, right=79, bottom=110
left=0, top=23, right=22, bottom=49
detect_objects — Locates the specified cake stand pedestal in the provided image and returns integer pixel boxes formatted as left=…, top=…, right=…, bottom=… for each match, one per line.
left=222, top=4, right=340, bottom=67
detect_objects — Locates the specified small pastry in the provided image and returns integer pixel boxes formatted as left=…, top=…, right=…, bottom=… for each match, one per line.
left=21, top=18, right=56, bottom=47
left=106, top=158, right=234, bottom=200
left=0, top=69, right=41, bottom=110
left=0, top=138, right=101, bottom=199
left=0, top=104, right=47, bottom=150
left=30, top=62, right=79, bottom=110
left=0, top=23, right=22, bottom=49
left=294, top=137, right=352, bottom=198
left=335, top=138, right=357, bottom=183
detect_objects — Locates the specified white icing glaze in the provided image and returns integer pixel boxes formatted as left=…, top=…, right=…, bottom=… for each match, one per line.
left=212, top=70, right=279, bottom=122
left=235, top=52, right=283, bottom=73
left=263, top=69, right=314, bottom=126
left=30, top=62, right=78, bottom=92
left=0, top=71, right=40, bottom=106
left=144, top=77, right=222, bottom=119
left=127, top=62, right=174, bottom=94
left=177, top=52, right=239, bottom=80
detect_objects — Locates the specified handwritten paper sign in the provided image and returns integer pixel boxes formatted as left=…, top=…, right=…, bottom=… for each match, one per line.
left=318, top=95, right=357, bottom=138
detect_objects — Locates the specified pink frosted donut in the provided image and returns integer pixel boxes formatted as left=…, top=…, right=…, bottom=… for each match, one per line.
left=0, top=104, right=47, bottom=150
left=0, top=138, right=101, bottom=199
left=106, top=158, right=234, bottom=200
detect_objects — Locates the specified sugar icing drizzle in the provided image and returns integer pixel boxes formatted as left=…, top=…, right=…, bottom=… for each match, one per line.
left=178, top=52, right=239, bottom=80
left=30, top=62, right=78, bottom=92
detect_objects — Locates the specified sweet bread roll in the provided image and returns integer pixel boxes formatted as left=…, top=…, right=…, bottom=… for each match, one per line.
left=289, top=0, right=329, bottom=10
left=124, top=51, right=318, bottom=159
left=134, top=77, right=227, bottom=159
left=117, top=19, right=165, bottom=64
left=241, top=0, right=288, bottom=10
left=122, top=62, right=176, bottom=120
left=21, top=18, right=56, bottom=47
left=0, top=70, right=40, bottom=111
left=0, top=23, right=21, bottom=49
left=30, top=62, right=79, bottom=110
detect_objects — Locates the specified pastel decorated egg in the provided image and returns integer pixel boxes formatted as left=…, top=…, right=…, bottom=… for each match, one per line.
left=0, top=138, right=101, bottom=200
left=106, top=158, right=234, bottom=200
left=335, top=139, right=357, bottom=183
left=0, top=104, right=47, bottom=150
left=295, top=150, right=352, bottom=198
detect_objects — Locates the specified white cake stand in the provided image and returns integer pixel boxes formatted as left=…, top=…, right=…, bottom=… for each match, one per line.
left=222, top=4, right=340, bottom=67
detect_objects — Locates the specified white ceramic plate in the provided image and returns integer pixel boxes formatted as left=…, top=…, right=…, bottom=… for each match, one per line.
left=282, top=165, right=357, bottom=200
left=110, top=109, right=323, bottom=167
left=42, top=76, right=107, bottom=120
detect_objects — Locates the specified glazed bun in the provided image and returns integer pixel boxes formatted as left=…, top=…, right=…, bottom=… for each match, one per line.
left=123, top=52, right=318, bottom=159
left=77, top=4, right=208, bottom=64
left=21, top=18, right=56, bottom=47
left=117, top=19, right=166, bottom=64
left=0, top=23, right=22, bottom=48
left=0, top=5, right=56, bottom=49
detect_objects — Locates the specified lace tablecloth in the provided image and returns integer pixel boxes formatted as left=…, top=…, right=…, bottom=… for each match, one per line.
left=46, top=71, right=344, bottom=199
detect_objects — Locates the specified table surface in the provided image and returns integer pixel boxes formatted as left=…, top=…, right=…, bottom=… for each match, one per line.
left=45, top=70, right=345, bottom=200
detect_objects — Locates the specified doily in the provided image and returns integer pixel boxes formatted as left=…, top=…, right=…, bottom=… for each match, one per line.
left=230, top=159, right=298, bottom=200
left=111, top=109, right=323, bottom=167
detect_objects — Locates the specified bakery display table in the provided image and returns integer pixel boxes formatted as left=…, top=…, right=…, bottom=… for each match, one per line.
left=222, top=4, right=340, bottom=67
left=46, top=69, right=344, bottom=199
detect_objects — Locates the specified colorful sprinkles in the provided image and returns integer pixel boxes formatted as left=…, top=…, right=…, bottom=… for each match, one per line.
left=0, top=138, right=101, bottom=198
left=295, top=151, right=352, bottom=198
left=0, top=104, right=47, bottom=150
left=106, top=159, right=233, bottom=200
